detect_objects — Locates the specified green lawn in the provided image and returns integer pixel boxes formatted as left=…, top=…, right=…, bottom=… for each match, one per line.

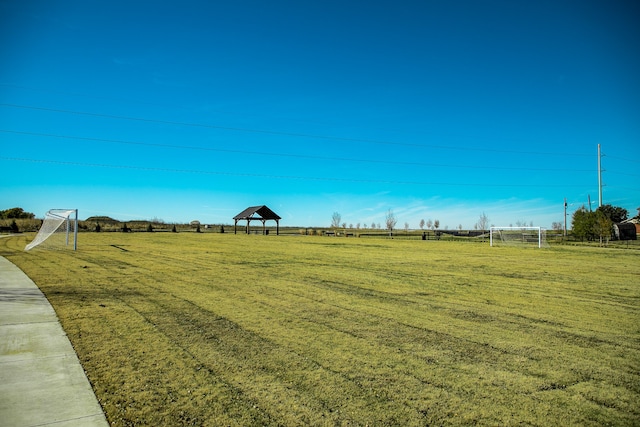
left=2, top=233, right=639, bottom=426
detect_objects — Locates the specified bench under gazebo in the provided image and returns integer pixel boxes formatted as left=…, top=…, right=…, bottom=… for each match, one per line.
left=233, top=205, right=281, bottom=235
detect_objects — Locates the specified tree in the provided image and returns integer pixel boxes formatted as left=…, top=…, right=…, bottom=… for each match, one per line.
left=385, top=210, right=397, bottom=235
left=596, top=204, right=628, bottom=223
left=419, top=219, right=425, bottom=230
left=404, top=222, right=409, bottom=233
left=593, top=210, right=612, bottom=246
left=433, top=219, right=441, bottom=240
left=571, top=204, right=623, bottom=243
left=552, top=222, right=563, bottom=231
left=572, top=206, right=594, bottom=241
left=331, top=212, right=342, bottom=229
left=426, top=219, right=433, bottom=230
left=0, top=207, right=35, bottom=219
left=477, top=212, right=489, bottom=231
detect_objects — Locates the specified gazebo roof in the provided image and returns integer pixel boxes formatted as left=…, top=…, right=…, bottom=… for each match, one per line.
left=233, top=205, right=281, bottom=221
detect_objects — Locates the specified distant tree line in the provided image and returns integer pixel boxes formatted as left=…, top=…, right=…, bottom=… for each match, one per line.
left=0, top=207, right=35, bottom=219
left=328, top=205, right=636, bottom=246
left=331, top=210, right=483, bottom=235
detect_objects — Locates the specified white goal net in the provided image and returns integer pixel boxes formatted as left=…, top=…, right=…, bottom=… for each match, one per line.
left=490, top=227, right=548, bottom=248
left=25, top=209, right=78, bottom=251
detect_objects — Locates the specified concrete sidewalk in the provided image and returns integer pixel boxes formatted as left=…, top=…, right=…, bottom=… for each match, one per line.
left=0, top=256, right=108, bottom=427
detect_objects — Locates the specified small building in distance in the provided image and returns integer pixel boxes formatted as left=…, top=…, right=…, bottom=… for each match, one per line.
left=613, top=222, right=637, bottom=241
left=618, top=206, right=640, bottom=239
left=233, top=205, right=281, bottom=235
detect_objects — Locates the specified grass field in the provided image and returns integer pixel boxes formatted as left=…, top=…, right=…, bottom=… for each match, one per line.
left=1, top=233, right=639, bottom=426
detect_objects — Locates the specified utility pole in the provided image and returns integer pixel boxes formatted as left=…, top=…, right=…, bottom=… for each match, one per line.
left=564, top=198, right=567, bottom=237
left=597, top=144, right=603, bottom=208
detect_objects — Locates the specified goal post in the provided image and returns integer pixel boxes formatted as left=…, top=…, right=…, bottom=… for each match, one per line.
left=25, top=209, right=78, bottom=251
left=490, top=226, right=548, bottom=248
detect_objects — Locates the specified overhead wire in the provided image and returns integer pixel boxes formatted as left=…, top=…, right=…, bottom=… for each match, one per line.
left=0, top=103, right=597, bottom=157
left=0, top=129, right=597, bottom=173
left=604, top=155, right=640, bottom=164
left=0, top=156, right=593, bottom=188
left=1, top=101, right=635, bottom=190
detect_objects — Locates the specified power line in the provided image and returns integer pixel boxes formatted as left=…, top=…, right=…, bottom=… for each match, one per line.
left=605, top=155, right=640, bottom=164
left=0, top=156, right=591, bottom=188
left=0, top=103, right=596, bottom=157
left=606, top=171, right=640, bottom=178
left=0, top=83, right=603, bottom=154
left=0, top=129, right=596, bottom=173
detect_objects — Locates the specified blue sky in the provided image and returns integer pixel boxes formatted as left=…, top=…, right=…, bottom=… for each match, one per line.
left=1, top=0, right=638, bottom=229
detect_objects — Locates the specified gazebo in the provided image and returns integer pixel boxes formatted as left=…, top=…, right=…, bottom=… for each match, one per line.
left=233, top=205, right=281, bottom=235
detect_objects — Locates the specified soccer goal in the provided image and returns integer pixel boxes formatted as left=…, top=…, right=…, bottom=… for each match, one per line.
left=25, top=209, right=78, bottom=251
left=490, top=226, right=548, bottom=248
